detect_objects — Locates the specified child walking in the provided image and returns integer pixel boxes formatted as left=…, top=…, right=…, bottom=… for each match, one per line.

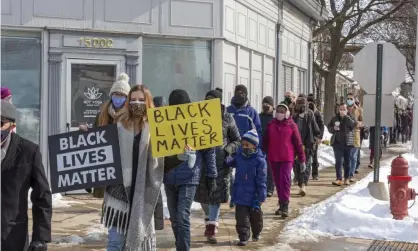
left=226, top=130, right=267, bottom=246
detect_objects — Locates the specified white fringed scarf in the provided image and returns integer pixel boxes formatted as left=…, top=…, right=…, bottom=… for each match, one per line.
left=102, top=122, right=163, bottom=251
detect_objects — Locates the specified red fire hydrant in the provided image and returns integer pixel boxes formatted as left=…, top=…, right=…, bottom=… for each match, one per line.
left=388, top=155, right=416, bottom=220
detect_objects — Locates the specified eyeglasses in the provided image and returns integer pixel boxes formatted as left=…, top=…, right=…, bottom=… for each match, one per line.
left=347, top=98, right=354, bottom=100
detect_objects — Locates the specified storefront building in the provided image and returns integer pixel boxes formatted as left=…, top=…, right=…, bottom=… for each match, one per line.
left=278, top=0, right=328, bottom=100
left=1, top=0, right=283, bottom=179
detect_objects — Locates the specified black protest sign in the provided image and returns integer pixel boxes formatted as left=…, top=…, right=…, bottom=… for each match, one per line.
left=48, top=124, right=123, bottom=193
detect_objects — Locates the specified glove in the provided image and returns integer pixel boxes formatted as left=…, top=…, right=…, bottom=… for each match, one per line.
left=300, top=163, right=307, bottom=173
left=252, top=200, right=261, bottom=210
left=177, top=149, right=196, bottom=168
left=207, top=177, right=217, bottom=198
left=28, top=241, right=47, bottom=251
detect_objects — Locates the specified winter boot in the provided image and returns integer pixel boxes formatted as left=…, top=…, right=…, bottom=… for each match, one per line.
left=237, top=240, right=248, bottom=246
left=281, top=201, right=289, bottom=218
left=344, top=179, right=350, bottom=185
left=275, top=202, right=283, bottom=216
left=252, top=235, right=260, bottom=242
left=299, top=184, right=306, bottom=197
left=205, top=222, right=218, bottom=244
left=332, top=180, right=342, bottom=186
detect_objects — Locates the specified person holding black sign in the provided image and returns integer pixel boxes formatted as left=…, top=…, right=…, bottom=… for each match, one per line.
left=1, top=100, right=52, bottom=251
left=80, top=72, right=131, bottom=197
left=164, top=89, right=217, bottom=251
left=101, top=85, right=164, bottom=251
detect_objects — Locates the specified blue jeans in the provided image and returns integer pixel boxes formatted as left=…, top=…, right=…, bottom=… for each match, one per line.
left=349, top=147, right=359, bottom=177
left=165, top=184, right=197, bottom=251
left=107, top=227, right=125, bottom=251
left=333, top=144, right=353, bottom=180
left=201, top=203, right=221, bottom=222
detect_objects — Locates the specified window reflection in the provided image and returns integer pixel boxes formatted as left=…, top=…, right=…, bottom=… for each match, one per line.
left=143, top=38, right=212, bottom=102
left=1, top=36, right=41, bottom=144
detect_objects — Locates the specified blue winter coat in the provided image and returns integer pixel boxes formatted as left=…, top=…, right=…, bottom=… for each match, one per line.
left=227, top=99, right=262, bottom=145
left=226, top=148, right=267, bottom=207
left=164, top=148, right=217, bottom=186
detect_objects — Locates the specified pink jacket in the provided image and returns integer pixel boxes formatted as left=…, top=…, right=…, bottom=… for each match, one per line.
left=262, top=118, right=306, bottom=163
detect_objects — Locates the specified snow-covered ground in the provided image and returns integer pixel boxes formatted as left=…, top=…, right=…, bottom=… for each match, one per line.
left=281, top=153, right=418, bottom=244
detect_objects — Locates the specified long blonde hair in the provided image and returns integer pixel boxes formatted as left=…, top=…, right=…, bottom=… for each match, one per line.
left=119, top=85, right=154, bottom=129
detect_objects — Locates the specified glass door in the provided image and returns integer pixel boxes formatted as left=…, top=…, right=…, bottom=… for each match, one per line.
left=66, top=59, right=121, bottom=132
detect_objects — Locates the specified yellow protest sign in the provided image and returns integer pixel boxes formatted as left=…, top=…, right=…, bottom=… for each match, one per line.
left=147, top=99, right=223, bottom=158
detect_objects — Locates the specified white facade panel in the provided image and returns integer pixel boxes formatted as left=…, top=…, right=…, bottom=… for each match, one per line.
left=251, top=70, right=263, bottom=112
left=224, top=43, right=237, bottom=65
left=224, top=64, right=237, bottom=104
left=222, top=0, right=278, bottom=57
left=218, top=41, right=276, bottom=111
left=264, top=56, right=274, bottom=97
left=3, top=0, right=222, bottom=37
left=283, top=2, right=311, bottom=41
left=236, top=0, right=279, bottom=22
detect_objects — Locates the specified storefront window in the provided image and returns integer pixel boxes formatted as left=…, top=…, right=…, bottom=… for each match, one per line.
left=1, top=36, right=41, bottom=144
left=143, top=38, right=212, bottom=102
left=70, top=64, right=116, bottom=127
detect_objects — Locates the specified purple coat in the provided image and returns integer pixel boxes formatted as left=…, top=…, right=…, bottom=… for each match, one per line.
left=262, top=118, right=305, bottom=163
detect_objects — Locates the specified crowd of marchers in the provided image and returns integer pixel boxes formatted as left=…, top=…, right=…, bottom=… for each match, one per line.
left=1, top=74, right=412, bottom=251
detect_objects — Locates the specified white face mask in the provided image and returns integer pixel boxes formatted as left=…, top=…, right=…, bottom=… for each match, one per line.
left=299, top=113, right=305, bottom=118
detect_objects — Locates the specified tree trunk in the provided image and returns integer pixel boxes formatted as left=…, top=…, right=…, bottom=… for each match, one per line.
left=323, top=70, right=337, bottom=123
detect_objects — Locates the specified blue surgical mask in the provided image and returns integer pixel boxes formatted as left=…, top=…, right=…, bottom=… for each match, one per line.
left=111, top=96, right=126, bottom=109
left=347, top=100, right=354, bottom=106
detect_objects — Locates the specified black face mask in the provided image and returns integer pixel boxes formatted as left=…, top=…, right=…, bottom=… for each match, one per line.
left=262, top=105, right=271, bottom=113
left=234, top=94, right=247, bottom=106
left=284, top=97, right=292, bottom=104
left=309, top=103, right=314, bottom=110
left=297, top=106, right=306, bottom=114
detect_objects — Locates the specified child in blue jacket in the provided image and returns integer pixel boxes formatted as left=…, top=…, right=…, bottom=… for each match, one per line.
left=225, top=129, right=267, bottom=246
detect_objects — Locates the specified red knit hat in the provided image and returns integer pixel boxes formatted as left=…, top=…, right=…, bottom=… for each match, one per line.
left=1, top=87, right=11, bottom=100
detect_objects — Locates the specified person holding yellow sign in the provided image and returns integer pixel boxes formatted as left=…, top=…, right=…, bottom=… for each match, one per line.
left=162, top=89, right=218, bottom=251
left=194, top=90, right=241, bottom=244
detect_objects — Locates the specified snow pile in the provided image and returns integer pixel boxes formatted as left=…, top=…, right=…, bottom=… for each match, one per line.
left=55, top=224, right=107, bottom=244
left=28, top=192, right=83, bottom=209
left=281, top=154, right=418, bottom=244
left=317, top=128, right=335, bottom=170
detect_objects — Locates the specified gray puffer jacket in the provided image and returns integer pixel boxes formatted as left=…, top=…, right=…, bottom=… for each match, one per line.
left=194, top=105, right=241, bottom=204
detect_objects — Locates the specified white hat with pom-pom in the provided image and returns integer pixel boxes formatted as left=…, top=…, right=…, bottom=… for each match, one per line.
left=109, top=73, right=130, bottom=97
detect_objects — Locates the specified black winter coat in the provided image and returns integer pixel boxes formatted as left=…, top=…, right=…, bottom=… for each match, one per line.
left=292, top=109, right=321, bottom=148
left=327, top=115, right=356, bottom=146
left=259, top=112, right=274, bottom=137
left=1, top=133, right=52, bottom=251
left=194, top=106, right=241, bottom=204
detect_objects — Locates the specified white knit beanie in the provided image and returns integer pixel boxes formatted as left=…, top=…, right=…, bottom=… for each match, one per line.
left=109, top=73, right=130, bottom=97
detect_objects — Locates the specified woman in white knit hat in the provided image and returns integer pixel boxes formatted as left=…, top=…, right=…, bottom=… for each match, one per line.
left=80, top=72, right=131, bottom=197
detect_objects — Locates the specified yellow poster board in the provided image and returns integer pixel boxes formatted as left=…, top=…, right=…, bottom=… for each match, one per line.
left=147, top=99, right=223, bottom=158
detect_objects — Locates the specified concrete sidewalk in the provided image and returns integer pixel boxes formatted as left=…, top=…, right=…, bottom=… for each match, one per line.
left=36, top=146, right=407, bottom=251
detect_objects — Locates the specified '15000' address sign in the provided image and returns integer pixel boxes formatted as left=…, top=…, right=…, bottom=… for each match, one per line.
left=79, top=37, right=113, bottom=48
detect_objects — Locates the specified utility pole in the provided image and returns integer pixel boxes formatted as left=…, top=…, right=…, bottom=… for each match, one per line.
left=413, top=10, right=418, bottom=158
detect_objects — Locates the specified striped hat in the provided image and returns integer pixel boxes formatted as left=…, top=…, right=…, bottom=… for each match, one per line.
left=242, top=129, right=259, bottom=147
